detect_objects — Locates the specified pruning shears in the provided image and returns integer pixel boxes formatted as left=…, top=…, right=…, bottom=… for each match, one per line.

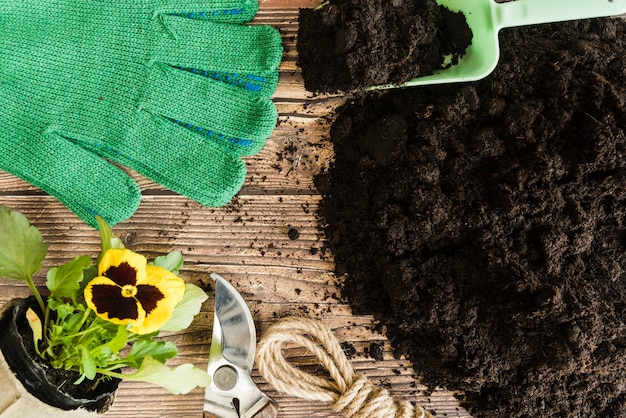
left=203, top=274, right=278, bottom=418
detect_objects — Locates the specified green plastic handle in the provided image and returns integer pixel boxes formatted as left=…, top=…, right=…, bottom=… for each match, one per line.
left=495, top=0, right=626, bottom=29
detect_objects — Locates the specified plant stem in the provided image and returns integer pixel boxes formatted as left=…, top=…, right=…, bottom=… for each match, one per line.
left=61, top=327, right=96, bottom=340
left=95, top=368, right=125, bottom=380
left=75, top=307, right=93, bottom=332
left=314, top=0, right=330, bottom=10
left=25, top=275, right=45, bottom=313
left=43, top=305, right=50, bottom=345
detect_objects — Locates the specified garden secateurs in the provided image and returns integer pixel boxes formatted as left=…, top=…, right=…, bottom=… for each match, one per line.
left=203, top=273, right=278, bottom=418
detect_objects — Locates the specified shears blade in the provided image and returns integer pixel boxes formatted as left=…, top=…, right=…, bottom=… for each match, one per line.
left=203, top=274, right=277, bottom=418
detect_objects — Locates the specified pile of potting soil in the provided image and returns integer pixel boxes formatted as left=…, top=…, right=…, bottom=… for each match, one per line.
left=297, top=0, right=472, bottom=93
left=315, top=18, right=626, bottom=418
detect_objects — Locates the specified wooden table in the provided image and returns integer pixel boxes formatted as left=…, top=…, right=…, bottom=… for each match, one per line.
left=0, top=1, right=471, bottom=416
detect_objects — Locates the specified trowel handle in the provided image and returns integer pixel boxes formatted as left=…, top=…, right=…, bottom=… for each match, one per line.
left=494, top=0, right=626, bottom=30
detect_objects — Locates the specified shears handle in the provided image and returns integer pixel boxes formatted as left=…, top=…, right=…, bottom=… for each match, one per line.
left=246, top=396, right=278, bottom=418
left=203, top=399, right=277, bottom=418
left=255, top=403, right=279, bottom=418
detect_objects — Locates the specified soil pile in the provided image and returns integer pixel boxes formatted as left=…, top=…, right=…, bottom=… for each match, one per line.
left=316, top=18, right=626, bottom=417
left=297, top=0, right=472, bottom=93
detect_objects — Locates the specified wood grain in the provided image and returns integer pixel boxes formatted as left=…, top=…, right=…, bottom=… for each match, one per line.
left=0, top=1, right=472, bottom=417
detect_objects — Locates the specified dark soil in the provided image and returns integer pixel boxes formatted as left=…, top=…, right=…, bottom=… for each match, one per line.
left=315, top=18, right=626, bottom=418
left=297, top=0, right=472, bottom=93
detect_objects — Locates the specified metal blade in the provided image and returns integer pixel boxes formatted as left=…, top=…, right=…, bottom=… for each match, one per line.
left=211, top=273, right=256, bottom=371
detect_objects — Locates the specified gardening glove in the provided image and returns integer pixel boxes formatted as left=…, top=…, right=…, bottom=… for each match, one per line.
left=0, top=0, right=282, bottom=228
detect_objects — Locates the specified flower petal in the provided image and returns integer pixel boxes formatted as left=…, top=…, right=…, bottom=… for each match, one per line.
left=85, top=276, right=146, bottom=326
left=135, top=284, right=164, bottom=315
left=129, top=265, right=185, bottom=334
left=99, top=249, right=147, bottom=286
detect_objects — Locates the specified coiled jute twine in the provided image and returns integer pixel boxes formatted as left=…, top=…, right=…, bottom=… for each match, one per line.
left=256, top=317, right=434, bottom=418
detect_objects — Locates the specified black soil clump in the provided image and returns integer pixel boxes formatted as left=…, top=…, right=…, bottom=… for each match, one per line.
left=297, top=0, right=472, bottom=93
left=315, top=18, right=626, bottom=418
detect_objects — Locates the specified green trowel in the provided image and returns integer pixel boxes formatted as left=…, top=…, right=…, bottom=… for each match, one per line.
left=374, top=0, right=626, bottom=89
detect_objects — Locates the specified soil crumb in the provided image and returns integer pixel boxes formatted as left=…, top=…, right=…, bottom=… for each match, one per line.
left=297, top=0, right=472, bottom=93
left=316, top=18, right=626, bottom=418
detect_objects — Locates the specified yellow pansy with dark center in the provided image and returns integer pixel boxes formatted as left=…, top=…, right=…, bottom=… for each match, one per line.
left=85, top=248, right=186, bottom=334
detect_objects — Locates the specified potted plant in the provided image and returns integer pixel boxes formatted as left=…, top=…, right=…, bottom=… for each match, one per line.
left=0, top=204, right=211, bottom=416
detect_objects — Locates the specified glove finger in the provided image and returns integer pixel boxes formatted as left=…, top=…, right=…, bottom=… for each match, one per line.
left=142, top=63, right=277, bottom=156
left=154, top=0, right=259, bottom=24
left=175, top=67, right=279, bottom=99
left=152, top=14, right=282, bottom=95
left=78, top=111, right=248, bottom=207
left=0, top=127, right=140, bottom=228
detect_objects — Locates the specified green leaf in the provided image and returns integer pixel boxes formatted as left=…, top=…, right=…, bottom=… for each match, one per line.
left=0, top=205, right=47, bottom=282
left=95, top=216, right=124, bottom=265
left=92, top=346, right=114, bottom=365
left=46, top=255, right=92, bottom=298
left=151, top=251, right=184, bottom=275
left=50, top=323, right=64, bottom=338
left=160, top=283, right=208, bottom=332
left=81, top=345, right=97, bottom=380
left=77, top=265, right=98, bottom=302
left=110, top=237, right=125, bottom=249
left=64, top=311, right=86, bottom=332
left=115, top=357, right=211, bottom=395
left=47, top=300, right=75, bottom=321
left=96, top=216, right=114, bottom=252
left=104, top=326, right=127, bottom=353
left=127, top=339, right=178, bottom=365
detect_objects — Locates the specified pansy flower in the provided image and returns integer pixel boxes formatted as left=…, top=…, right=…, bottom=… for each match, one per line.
left=85, top=248, right=185, bottom=334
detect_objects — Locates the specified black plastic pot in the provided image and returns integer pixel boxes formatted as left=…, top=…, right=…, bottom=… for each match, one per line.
left=0, top=297, right=120, bottom=413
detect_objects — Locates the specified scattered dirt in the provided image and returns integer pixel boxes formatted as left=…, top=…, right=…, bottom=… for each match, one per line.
left=316, top=18, right=626, bottom=418
left=297, top=0, right=472, bottom=93
left=288, top=228, right=301, bottom=240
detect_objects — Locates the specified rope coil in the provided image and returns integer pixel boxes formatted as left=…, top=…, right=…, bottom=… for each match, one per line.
left=256, top=317, right=434, bottom=418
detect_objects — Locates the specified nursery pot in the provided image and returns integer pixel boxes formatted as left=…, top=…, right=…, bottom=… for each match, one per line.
left=0, top=297, right=120, bottom=414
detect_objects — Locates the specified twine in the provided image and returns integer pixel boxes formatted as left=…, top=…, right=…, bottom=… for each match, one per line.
left=256, top=317, right=434, bottom=418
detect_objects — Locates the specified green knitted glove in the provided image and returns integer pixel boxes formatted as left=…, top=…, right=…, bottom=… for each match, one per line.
left=0, top=0, right=282, bottom=227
